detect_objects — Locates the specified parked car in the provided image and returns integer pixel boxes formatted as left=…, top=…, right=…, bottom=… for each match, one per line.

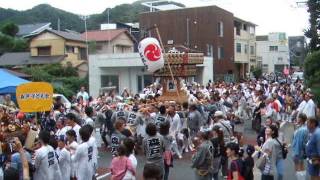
left=53, top=94, right=71, bottom=109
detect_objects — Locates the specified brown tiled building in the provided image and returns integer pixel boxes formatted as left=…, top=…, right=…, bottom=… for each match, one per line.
left=82, top=29, right=136, bottom=54
left=139, top=6, right=235, bottom=81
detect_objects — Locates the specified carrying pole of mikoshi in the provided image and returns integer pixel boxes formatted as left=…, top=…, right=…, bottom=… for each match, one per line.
left=154, top=24, right=181, bottom=101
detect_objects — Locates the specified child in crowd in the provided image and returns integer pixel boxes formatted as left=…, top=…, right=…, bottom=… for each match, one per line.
left=123, top=138, right=137, bottom=180
left=110, top=145, right=136, bottom=180
left=56, top=135, right=71, bottom=180
left=159, top=121, right=173, bottom=180
left=65, top=129, right=78, bottom=180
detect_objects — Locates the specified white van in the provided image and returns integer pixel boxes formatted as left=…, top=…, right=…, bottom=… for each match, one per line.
left=292, top=71, right=304, bottom=82
left=53, top=94, right=71, bottom=109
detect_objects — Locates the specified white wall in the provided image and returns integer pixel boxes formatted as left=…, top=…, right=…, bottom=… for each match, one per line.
left=197, top=57, right=214, bottom=84
left=256, top=34, right=289, bottom=73
left=89, top=53, right=145, bottom=97
left=89, top=53, right=213, bottom=97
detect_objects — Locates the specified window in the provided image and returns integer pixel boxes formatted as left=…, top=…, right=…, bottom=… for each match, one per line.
left=115, top=45, right=131, bottom=53
left=278, top=57, right=283, bottom=62
left=249, top=26, right=255, bottom=34
left=269, top=46, right=278, bottom=52
left=65, top=46, right=74, bottom=53
left=236, top=43, right=241, bottom=53
left=250, top=46, right=255, bottom=55
left=257, top=61, right=262, bottom=68
left=236, top=27, right=241, bottom=36
left=96, top=44, right=103, bottom=51
left=37, top=46, right=51, bottom=56
left=218, top=21, right=223, bottom=37
left=262, top=64, right=268, bottom=73
left=296, top=41, right=302, bottom=48
left=79, top=47, right=87, bottom=60
left=243, top=24, right=247, bottom=31
left=206, top=44, right=213, bottom=56
left=101, top=75, right=119, bottom=92
left=218, top=47, right=224, bottom=59
left=245, top=44, right=248, bottom=54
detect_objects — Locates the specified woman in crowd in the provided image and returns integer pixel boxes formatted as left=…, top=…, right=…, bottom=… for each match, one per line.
left=273, top=122, right=287, bottom=180
left=123, top=138, right=137, bottom=180
left=259, top=124, right=278, bottom=180
left=66, top=129, right=78, bottom=180
left=226, top=142, right=244, bottom=180
left=110, top=145, right=136, bottom=180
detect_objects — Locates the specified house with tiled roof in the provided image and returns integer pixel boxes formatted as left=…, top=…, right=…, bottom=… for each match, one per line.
left=0, top=29, right=88, bottom=77
left=17, top=22, right=51, bottom=37
left=82, top=29, right=136, bottom=54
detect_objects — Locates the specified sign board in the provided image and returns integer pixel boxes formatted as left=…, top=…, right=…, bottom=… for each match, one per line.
left=16, top=82, right=53, bottom=112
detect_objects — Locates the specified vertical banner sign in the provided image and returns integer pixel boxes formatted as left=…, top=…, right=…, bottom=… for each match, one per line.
left=138, top=37, right=164, bottom=73
left=16, top=82, right=53, bottom=112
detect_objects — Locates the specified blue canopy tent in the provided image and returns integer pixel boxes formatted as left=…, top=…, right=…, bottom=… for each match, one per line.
left=0, top=69, right=29, bottom=95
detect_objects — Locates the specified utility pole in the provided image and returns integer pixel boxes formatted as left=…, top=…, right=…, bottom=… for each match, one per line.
left=107, top=8, right=111, bottom=53
left=80, top=15, right=90, bottom=60
left=57, top=18, right=60, bottom=31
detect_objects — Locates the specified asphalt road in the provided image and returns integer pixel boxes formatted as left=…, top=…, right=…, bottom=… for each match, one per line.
left=96, top=120, right=304, bottom=180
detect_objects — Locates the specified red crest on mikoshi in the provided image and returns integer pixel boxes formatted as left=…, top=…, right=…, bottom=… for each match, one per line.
left=138, top=37, right=164, bottom=72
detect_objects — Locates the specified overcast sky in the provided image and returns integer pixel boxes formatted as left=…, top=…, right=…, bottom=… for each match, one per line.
left=0, top=0, right=309, bottom=36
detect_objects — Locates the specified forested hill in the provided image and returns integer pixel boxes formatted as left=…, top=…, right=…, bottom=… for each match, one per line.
left=0, top=1, right=185, bottom=32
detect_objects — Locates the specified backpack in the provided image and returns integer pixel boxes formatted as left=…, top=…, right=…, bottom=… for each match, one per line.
left=104, top=110, right=114, bottom=134
left=210, top=138, right=222, bottom=157
left=275, top=138, right=288, bottom=159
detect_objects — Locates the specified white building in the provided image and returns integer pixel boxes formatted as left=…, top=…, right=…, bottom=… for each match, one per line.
left=234, top=17, right=257, bottom=79
left=89, top=53, right=213, bottom=97
left=256, top=33, right=290, bottom=74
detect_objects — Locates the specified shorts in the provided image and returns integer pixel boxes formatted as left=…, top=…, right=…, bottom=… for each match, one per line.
left=307, top=162, right=320, bottom=176
left=293, top=155, right=305, bottom=164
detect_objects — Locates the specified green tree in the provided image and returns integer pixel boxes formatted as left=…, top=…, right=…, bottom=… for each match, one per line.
left=304, top=51, right=320, bottom=103
left=304, top=51, right=320, bottom=86
left=305, top=0, right=320, bottom=52
left=88, top=41, right=97, bottom=54
left=0, top=22, right=19, bottom=37
left=0, top=33, right=27, bottom=54
left=251, top=67, right=262, bottom=79
left=0, top=1, right=186, bottom=32
left=304, top=0, right=320, bottom=103
left=22, top=64, right=88, bottom=99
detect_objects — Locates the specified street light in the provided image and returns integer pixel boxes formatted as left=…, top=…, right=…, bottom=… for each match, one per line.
left=106, top=8, right=111, bottom=51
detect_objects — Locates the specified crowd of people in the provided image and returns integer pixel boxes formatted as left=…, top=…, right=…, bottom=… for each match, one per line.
left=0, top=76, right=319, bottom=180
